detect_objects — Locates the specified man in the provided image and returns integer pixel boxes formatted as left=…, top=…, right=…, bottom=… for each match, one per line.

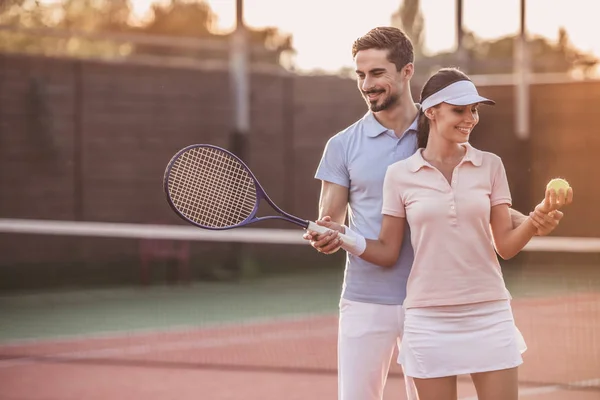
left=303, top=27, right=565, bottom=400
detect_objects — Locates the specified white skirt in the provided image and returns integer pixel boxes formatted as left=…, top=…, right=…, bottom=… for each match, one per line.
left=399, top=300, right=525, bottom=379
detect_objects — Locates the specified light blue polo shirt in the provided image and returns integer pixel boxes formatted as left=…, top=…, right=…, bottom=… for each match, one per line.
left=315, top=110, right=418, bottom=305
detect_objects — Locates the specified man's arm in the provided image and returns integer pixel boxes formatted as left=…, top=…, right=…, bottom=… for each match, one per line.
left=318, top=181, right=348, bottom=222
left=509, top=208, right=528, bottom=230
left=302, top=181, right=348, bottom=254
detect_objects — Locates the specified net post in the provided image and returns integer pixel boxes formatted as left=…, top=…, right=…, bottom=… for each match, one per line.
left=223, top=0, right=257, bottom=280
left=73, top=61, right=84, bottom=222
left=514, top=0, right=530, bottom=141
left=455, top=0, right=469, bottom=72
left=512, top=0, right=534, bottom=267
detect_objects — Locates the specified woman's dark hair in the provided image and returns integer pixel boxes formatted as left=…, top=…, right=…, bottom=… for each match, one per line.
left=417, top=68, right=471, bottom=148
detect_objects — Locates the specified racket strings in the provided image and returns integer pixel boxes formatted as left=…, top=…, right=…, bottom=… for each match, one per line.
left=167, top=147, right=256, bottom=228
left=190, top=149, right=255, bottom=226
left=171, top=148, right=254, bottom=227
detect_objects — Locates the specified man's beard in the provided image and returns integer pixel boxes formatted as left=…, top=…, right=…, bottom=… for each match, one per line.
left=364, top=91, right=399, bottom=112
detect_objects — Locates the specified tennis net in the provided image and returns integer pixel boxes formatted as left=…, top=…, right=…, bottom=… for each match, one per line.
left=0, top=218, right=599, bottom=396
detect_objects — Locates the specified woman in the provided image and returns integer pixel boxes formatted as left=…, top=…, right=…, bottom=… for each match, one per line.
left=316, top=68, right=573, bottom=400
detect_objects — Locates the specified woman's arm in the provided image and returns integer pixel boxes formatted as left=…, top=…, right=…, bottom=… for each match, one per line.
left=491, top=189, right=569, bottom=259
left=360, top=214, right=406, bottom=267
left=313, top=214, right=406, bottom=268
left=312, top=164, right=409, bottom=267
left=490, top=204, right=537, bottom=260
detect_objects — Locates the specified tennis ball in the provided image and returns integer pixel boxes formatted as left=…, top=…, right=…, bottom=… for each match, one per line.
left=546, top=178, right=570, bottom=192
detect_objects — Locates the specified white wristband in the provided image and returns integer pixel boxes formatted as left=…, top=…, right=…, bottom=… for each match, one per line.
left=341, top=226, right=367, bottom=256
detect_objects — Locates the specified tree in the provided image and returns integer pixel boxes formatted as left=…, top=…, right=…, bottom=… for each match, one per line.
left=0, top=0, right=295, bottom=67
left=391, top=0, right=424, bottom=56
left=139, top=0, right=216, bottom=37
left=132, top=0, right=293, bottom=66
left=0, top=0, right=132, bottom=57
left=417, top=28, right=597, bottom=78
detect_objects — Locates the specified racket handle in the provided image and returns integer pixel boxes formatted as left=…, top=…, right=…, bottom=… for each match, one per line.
left=306, top=221, right=357, bottom=247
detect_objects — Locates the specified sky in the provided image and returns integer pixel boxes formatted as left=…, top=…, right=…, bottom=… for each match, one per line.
left=64, top=0, right=600, bottom=72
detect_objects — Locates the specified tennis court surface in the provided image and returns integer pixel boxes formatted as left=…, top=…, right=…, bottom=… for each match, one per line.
left=0, top=221, right=599, bottom=399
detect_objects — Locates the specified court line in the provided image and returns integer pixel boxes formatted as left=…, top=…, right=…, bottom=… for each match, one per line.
left=459, top=377, right=600, bottom=400
left=511, top=292, right=600, bottom=308
left=572, top=378, right=600, bottom=387
left=459, top=385, right=560, bottom=400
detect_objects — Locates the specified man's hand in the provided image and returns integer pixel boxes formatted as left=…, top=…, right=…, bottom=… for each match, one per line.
left=529, top=186, right=573, bottom=236
left=529, top=209, right=564, bottom=236
left=302, top=216, right=344, bottom=255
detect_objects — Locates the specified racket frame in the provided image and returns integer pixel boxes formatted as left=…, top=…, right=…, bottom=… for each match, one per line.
left=164, top=144, right=357, bottom=246
left=164, top=144, right=312, bottom=230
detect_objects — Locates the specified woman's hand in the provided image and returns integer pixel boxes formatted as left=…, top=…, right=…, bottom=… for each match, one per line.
left=302, top=216, right=344, bottom=254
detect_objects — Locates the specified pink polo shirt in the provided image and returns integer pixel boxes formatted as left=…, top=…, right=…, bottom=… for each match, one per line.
left=382, top=144, right=512, bottom=309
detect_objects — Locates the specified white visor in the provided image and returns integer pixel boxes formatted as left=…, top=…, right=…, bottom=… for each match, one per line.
left=421, top=80, right=495, bottom=111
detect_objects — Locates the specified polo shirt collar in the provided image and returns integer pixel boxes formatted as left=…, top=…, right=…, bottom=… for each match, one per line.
left=362, top=112, right=388, bottom=137
left=362, top=110, right=419, bottom=138
left=462, top=143, right=483, bottom=167
left=407, top=143, right=483, bottom=173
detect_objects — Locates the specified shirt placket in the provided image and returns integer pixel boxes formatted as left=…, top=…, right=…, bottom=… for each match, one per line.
left=449, top=166, right=459, bottom=225
left=391, top=130, right=416, bottom=162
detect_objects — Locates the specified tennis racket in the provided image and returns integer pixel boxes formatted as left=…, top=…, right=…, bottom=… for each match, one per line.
left=163, top=144, right=355, bottom=245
